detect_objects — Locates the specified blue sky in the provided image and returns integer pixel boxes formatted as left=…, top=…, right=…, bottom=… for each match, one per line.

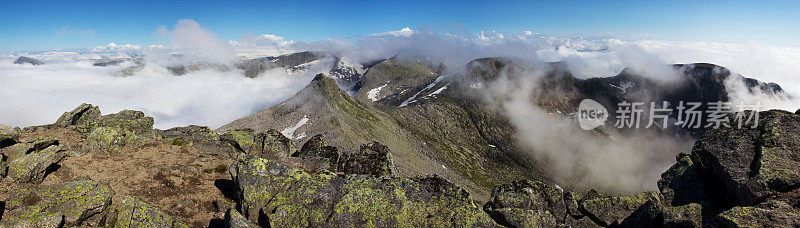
left=1, top=0, right=798, bottom=51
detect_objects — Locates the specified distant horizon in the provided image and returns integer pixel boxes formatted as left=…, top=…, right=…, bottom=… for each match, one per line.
left=2, top=0, right=799, bottom=51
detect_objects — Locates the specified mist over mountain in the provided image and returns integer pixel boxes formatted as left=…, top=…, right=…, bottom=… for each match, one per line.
left=1, top=18, right=799, bottom=227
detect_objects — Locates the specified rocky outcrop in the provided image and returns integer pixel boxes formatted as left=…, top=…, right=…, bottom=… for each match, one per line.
left=710, top=200, right=800, bottom=227
left=223, top=209, right=259, bottom=228
left=53, top=103, right=102, bottom=130
left=13, top=56, right=44, bottom=65
left=79, top=110, right=160, bottom=155
left=220, top=128, right=297, bottom=159
left=103, top=196, right=188, bottom=227
left=2, top=137, right=65, bottom=184
left=229, top=157, right=498, bottom=227
left=483, top=180, right=567, bottom=226
left=0, top=124, right=20, bottom=148
left=1, top=179, right=113, bottom=227
left=657, top=154, right=711, bottom=207
left=691, top=110, right=800, bottom=208
left=339, top=142, right=396, bottom=177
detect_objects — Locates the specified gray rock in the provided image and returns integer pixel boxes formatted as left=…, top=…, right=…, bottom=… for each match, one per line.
left=0, top=124, right=20, bottom=148
left=691, top=110, right=800, bottom=207
left=580, top=191, right=661, bottom=226
left=486, top=208, right=558, bottom=228
left=483, top=179, right=567, bottom=224
left=663, top=203, right=703, bottom=227
left=230, top=157, right=499, bottom=227
left=1, top=179, right=113, bottom=227
left=224, top=209, right=259, bottom=228
left=220, top=128, right=297, bottom=159
left=53, top=103, right=101, bottom=130
left=6, top=144, right=66, bottom=184
left=657, top=154, right=710, bottom=206
left=710, top=200, right=800, bottom=227
left=340, top=142, right=396, bottom=177
left=103, top=195, right=188, bottom=227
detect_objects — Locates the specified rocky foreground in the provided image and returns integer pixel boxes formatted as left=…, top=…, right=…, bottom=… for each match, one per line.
left=0, top=104, right=799, bottom=227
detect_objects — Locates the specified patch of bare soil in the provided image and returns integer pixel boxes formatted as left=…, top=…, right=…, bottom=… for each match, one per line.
left=25, top=129, right=237, bottom=228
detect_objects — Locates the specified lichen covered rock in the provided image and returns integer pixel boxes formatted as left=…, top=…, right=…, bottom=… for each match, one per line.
left=221, top=128, right=297, bottom=158
left=483, top=179, right=567, bottom=225
left=691, top=110, right=800, bottom=207
left=95, top=110, right=155, bottom=134
left=230, top=157, right=498, bottom=227
left=340, top=142, right=396, bottom=177
left=6, top=144, right=66, bottom=184
left=1, top=179, right=113, bottom=227
left=84, top=127, right=127, bottom=154
left=581, top=191, right=661, bottom=226
left=710, top=200, right=800, bottom=227
left=159, top=125, right=228, bottom=153
left=658, top=154, right=710, bottom=206
left=82, top=125, right=160, bottom=155
left=53, top=103, right=102, bottom=132
left=223, top=209, right=259, bottom=228
left=663, top=203, right=703, bottom=227
left=483, top=208, right=557, bottom=228
left=0, top=124, right=20, bottom=148
left=104, top=195, right=188, bottom=228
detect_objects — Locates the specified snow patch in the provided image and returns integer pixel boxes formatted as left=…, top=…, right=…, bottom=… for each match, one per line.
left=425, top=82, right=450, bottom=97
left=399, top=74, right=451, bottom=107
left=367, top=82, right=390, bottom=102
left=281, top=116, right=309, bottom=139
left=609, top=81, right=635, bottom=94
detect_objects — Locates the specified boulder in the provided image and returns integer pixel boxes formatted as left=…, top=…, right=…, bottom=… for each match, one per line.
left=564, top=191, right=583, bottom=218
left=340, top=142, right=396, bottom=177
left=483, top=208, right=557, bottom=228
left=691, top=110, right=800, bottom=207
left=230, top=157, right=498, bottom=227
left=292, top=134, right=336, bottom=158
left=80, top=112, right=161, bottom=155
left=82, top=127, right=127, bottom=154
left=0, top=124, right=20, bottom=148
left=657, top=154, right=710, bottom=206
left=1, top=179, right=113, bottom=227
left=710, top=200, right=800, bottom=227
left=580, top=191, right=661, bottom=226
left=220, top=128, right=297, bottom=158
left=224, top=209, right=259, bottom=228
left=96, top=110, right=155, bottom=134
left=3, top=137, right=58, bottom=161
left=159, top=125, right=229, bottom=153
left=53, top=103, right=101, bottom=131
left=290, top=135, right=342, bottom=173
left=483, top=179, right=567, bottom=224
left=103, top=195, right=188, bottom=227
left=564, top=216, right=602, bottom=227
left=13, top=56, right=44, bottom=65
left=663, top=203, right=703, bottom=227
left=6, top=144, right=66, bottom=184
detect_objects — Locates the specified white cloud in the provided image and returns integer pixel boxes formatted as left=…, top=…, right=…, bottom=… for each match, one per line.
left=157, top=19, right=236, bottom=64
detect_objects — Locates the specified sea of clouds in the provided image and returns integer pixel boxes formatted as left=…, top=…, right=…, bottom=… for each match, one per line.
left=2, top=19, right=798, bottom=129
